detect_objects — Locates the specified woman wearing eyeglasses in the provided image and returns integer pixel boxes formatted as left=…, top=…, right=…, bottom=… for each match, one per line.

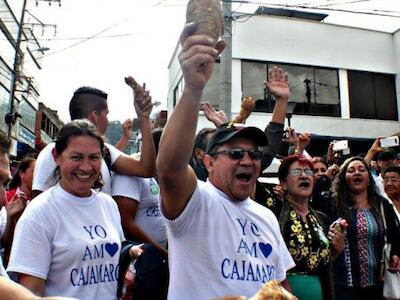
left=265, top=155, right=343, bottom=300
left=332, top=157, right=400, bottom=299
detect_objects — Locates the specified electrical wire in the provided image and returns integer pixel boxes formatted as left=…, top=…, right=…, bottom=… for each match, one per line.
left=31, top=19, right=129, bottom=61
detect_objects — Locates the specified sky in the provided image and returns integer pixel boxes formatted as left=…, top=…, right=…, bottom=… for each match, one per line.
left=26, top=0, right=187, bottom=122
left=22, top=0, right=400, bottom=123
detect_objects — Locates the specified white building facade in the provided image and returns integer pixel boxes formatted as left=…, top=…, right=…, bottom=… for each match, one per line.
left=168, top=8, right=400, bottom=140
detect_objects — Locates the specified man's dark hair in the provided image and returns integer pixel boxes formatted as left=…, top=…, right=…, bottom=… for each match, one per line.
left=194, top=128, right=215, bottom=152
left=384, top=166, right=400, bottom=176
left=69, top=86, right=108, bottom=120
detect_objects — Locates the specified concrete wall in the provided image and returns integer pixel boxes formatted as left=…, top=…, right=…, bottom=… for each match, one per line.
left=168, top=14, right=400, bottom=138
left=234, top=15, right=396, bottom=73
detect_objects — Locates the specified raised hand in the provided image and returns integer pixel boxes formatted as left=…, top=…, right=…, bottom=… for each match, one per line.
left=122, top=119, right=133, bottom=137
left=179, top=23, right=225, bottom=91
left=298, top=132, right=311, bottom=151
left=125, top=77, right=153, bottom=119
left=264, top=66, right=290, bottom=100
left=201, top=101, right=228, bottom=127
left=6, top=193, right=27, bottom=219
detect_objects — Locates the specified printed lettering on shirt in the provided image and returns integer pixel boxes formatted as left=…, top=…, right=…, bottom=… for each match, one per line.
left=70, top=224, right=119, bottom=287
left=146, top=205, right=161, bottom=217
left=220, top=218, right=275, bottom=283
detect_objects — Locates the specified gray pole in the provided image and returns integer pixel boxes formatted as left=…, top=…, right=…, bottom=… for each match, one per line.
left=219, top=0, right=232, bottom=120
left=7, top=0, right=28, bottom=138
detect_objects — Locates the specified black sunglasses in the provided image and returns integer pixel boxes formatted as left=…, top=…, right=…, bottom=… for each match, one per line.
left=210, top=148, right=263, bottom=160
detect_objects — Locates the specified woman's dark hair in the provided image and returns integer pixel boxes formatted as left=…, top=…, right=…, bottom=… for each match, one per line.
left=8, top=157, right=35, bottom=190
left=312, top=156, right=328, bottom=168
left=332, top=156, right=380, bottom=221
left=278, top=154, right=314, bottom=182
left=51, top=119, right=105, bottom=189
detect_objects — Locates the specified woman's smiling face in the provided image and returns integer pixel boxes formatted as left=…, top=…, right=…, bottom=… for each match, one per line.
left=54, top=135, right=102, bottom=197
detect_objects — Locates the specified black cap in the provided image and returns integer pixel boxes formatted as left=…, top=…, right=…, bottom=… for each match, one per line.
left=377, top=148, right=397, bottom=161
left=206, top=122, right=268, bottom=154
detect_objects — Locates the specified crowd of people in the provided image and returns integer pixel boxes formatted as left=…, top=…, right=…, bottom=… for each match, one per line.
left=0, top=23, right=399, bottom=300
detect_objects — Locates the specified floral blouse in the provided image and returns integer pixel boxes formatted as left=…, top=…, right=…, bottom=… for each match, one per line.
left=284, top=208, right=331, bottom=273
left=264, top=198, right=331, bottom=274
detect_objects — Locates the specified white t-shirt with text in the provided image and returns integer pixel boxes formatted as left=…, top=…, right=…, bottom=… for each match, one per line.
left=163, top=180, right=295, bottom=300
left=8, top=184, right=124, bottom=299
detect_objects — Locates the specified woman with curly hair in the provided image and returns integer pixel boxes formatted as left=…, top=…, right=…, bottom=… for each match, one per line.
left=266, top=155, right=343, bottom=300
left=332, top=156, right=400, bottom=299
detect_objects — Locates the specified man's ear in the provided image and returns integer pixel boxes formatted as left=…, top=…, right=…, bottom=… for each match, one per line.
left=194, top=147, right=205, bottom=161
left=52, top=148, right=59, bottom=166
left=203, top=154, right=214, bottom=173
left=87, top=110, right=97, bottom=125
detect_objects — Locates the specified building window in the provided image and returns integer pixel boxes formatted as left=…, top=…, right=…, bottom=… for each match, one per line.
left=173, top=63, right=220, bottom=109
left=242, top=60, right=340, bottom=117
left=348, top=70, right=397, bottom=121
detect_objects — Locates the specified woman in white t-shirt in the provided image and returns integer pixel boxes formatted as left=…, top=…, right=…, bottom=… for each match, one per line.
left=8, top=120, right=142, bottom=300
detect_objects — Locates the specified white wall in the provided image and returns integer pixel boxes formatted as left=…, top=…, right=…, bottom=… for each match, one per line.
left=393, top=30, right=400, bottom=121
left=234, top=15, right=396, bottom=74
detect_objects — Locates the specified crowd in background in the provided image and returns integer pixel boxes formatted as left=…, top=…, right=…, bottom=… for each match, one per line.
left=0, top=24, right=398, bottom=300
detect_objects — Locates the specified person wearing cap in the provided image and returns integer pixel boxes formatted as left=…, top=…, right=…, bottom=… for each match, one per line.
left=156, top=24, right=294, bottom=300
left=365, top=138, right=398, bottom=196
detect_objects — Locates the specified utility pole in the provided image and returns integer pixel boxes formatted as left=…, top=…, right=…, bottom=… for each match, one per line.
left=6, top=0, right=28, bottom=138
left=6, top=0, right=59, bottom=139
left=219, top=0, right=232, bottom=120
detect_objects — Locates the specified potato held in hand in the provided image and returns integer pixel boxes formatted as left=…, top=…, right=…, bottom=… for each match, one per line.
left=186, top=0, right=223, bottom=45
left=249, top=280, right=298, bottom=300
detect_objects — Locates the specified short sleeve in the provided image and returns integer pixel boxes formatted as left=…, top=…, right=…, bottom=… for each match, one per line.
left=7, top=215, right=53, bottom=280
left=32, top=144, right=57, bottom=191
left=275, top=225, right=296, bottom=281
left=105, top=143, right=124, bottom=165
left=111, top=174, right=141, bottom=202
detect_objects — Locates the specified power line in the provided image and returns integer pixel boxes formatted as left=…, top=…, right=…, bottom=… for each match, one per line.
left=0, top=32, right=138, bottom=41
left=33, top=19, right=129, bottom=61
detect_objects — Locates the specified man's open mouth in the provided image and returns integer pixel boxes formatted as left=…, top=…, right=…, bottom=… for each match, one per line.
left=235, top=173, right=252, bottom=182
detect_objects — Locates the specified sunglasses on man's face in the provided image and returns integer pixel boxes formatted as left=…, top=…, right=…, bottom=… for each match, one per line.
left=210, top=148, right=263, bottom=160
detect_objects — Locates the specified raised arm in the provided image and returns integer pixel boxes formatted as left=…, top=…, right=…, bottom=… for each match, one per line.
left=157, top=24, right=224, bottom=219
left=261, top=67, right=290, bottom=170
left=266, top=67, right=289, bottom=125
left=364, top=137, right=383, bottom=166
left=112, top=80, right=156, bottom=177
left=201, top=101, right=228, bottom=128
left=114, top=119, right=133, bottom=151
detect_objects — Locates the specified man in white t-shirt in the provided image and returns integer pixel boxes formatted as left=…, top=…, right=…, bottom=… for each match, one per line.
left=112, top=174, right=167, bottom=252
left=156, top=25, right=294, bottom=299
left=32, top=82, right=156, bottom=197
